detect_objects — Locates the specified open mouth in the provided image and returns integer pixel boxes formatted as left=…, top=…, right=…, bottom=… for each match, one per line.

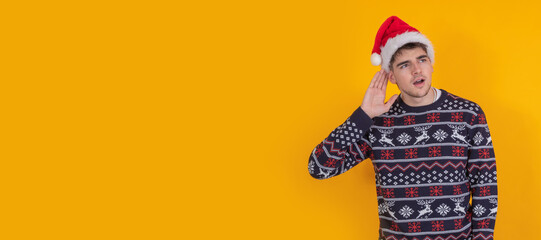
left=413, top=78, right=425, bottom=86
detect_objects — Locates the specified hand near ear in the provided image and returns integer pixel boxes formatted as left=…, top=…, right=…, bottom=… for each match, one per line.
left=360, top=69, right=399, bottom=119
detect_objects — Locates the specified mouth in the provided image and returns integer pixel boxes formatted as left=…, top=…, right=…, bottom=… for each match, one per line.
left=413, top=77, right=425, bottom=87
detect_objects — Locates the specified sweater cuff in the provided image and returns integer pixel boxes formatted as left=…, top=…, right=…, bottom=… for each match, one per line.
left=349, top=106, right=374, bottom=133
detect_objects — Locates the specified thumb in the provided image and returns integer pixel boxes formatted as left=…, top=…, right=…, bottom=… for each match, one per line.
left=384, top=94, right=399, bottom=109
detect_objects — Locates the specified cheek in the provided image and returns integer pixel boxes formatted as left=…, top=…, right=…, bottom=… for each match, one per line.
left=424, top=64, right=434, bottom=74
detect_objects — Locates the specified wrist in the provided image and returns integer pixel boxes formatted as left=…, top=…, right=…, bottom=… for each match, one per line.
left=360, top=106, right=375, bottom=119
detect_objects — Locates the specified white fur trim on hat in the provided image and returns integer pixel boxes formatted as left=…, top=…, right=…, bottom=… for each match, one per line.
left=380, top=31, right=435, bottom=72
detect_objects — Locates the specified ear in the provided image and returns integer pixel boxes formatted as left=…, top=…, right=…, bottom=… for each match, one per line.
left=388, top=70, right=397, bottom=84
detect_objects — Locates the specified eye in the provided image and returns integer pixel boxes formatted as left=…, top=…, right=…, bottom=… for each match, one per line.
left=399, top=64, right=408, bottom=69
left=419, top=58, right=427, bottom=63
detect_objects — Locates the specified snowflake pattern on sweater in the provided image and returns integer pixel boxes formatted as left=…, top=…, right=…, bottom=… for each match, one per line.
left=308, top=89, right=498, bottom=240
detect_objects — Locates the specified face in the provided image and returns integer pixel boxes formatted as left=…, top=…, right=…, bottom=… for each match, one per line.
left=388, top=47, right=434, bottom=102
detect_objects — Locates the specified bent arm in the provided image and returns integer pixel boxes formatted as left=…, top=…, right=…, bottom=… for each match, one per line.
left=308, top=106, right=374, bottom=180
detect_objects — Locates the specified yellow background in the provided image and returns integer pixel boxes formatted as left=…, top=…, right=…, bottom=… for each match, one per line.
left=1, top=1, right=539, bottom=239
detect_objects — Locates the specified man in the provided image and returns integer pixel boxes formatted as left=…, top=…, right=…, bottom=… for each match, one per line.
left=307, top=16, right=498, bottom=240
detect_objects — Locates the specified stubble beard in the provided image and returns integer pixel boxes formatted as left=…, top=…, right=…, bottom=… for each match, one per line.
left=400, top=83, right=432, bottom=101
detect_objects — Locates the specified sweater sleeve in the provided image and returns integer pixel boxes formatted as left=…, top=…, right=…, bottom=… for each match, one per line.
left=308, top=106, right=374, bottom=180
left=466, top=106, right=498, bottom=239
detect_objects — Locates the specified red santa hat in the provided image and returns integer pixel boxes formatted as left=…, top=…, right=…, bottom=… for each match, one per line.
left=370, top=16, right=435, bottom=72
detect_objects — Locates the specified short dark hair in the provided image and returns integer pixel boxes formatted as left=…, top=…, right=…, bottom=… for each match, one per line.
left=389, top=42, right=428, bottom=71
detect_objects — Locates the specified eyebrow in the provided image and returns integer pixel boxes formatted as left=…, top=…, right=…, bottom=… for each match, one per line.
left=396, top=55, right=429, bottom=67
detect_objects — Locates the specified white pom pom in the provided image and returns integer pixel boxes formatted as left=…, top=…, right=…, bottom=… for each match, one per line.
left=371, top=53, right=381, bottom=66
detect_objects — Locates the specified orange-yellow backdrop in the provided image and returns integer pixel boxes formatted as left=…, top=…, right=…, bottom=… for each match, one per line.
left=1, top=1, right=539, bottom=239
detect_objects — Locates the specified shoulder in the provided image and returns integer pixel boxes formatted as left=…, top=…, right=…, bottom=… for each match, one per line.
left=442, top=90, right=484, bottom=116
left=442, top=90, right=491, bottom=129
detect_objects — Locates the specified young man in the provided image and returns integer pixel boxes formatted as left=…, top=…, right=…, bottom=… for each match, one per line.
left=308, top=16, right=498, bottom=240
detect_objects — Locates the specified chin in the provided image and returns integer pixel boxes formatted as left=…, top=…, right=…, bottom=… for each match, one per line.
left=418, top=86, right=432, bottom=97
left=422, top=85, right=432, bottom=94
left=402, top=86, right=431, bottom=99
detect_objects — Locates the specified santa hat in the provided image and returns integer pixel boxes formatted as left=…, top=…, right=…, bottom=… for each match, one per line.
left=370, top=16, right=434, bottom=72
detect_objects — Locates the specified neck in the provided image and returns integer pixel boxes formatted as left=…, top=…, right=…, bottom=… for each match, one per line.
left=400, top=87, right=436, bottom=107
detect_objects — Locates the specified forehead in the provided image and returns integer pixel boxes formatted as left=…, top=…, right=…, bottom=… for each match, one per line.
left=394, top=47, right=428, bottom=62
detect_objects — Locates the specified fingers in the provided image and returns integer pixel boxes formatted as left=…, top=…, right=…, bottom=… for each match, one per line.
left=369, top=69, right=390, bottom=90
left=368, top=70, right=382, bottom=88
left=375, top=69, right=385, bottom=89
left=380, top=71, right=389, bottom=90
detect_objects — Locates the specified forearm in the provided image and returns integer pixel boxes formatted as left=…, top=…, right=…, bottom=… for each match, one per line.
left=308, top=106, right=374, bottom=179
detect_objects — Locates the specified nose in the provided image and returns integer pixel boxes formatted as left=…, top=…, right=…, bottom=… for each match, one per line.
left=412, top=62, right=421, bottom=75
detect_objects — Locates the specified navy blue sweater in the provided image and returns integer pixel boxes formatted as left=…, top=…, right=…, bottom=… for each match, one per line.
left=308, top=89, right=498, bottom=240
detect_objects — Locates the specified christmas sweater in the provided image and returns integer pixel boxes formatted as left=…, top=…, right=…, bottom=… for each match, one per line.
left=308, top=89, right=498, bottom=240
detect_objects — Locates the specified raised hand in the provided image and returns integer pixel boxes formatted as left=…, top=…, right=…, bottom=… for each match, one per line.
left=360, top=69, right=399, bottom=119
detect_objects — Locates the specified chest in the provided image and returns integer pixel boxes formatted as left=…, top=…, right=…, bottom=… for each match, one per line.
left=368, top=122, right=470, bottom=160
